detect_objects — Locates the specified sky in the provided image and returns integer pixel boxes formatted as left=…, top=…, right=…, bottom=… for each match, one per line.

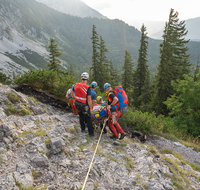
left=81, top=0, right=200, bottom=22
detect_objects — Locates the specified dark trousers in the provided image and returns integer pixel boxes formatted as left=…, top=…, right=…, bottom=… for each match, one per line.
left=75, top=103, right=94, bottom=136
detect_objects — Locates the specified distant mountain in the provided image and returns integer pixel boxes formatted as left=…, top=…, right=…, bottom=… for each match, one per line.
left=35, top=0, right=106, bottom=19
left=0, top=0, right=200, bottom=78
left=126, top=19, right=165, bottom=36
left=150, top=17, right=200, bottom=41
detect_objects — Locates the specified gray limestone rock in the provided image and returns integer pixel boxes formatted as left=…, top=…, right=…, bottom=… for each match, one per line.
left=3, top=137, right=11, bottom=145
left=46, top=171, right=54, bottom=180
left=13, top=162, right=33, bottom=188
left=25, top=142, right=38, bottom=153
left=59, top=158, right=71, bottom=168
left=0, top=131, right=4, bottom=140
left=0, top=147, right=5, bottom=154
left=0, top=173, right=19, bottom=190
left=28, top=98, right=36, bottom=106
left=31, top=107, right=45, bottom=115
left=97, top=187, right=107, bottom=190
left=0, top=109, right=6, bottom=121
left=0, top=154, right=7, bottom=162
left=31, top=154, right=49, bottom=167
left=1, top=123, right=15, bottom=136
left=50, top=137, right=65, bottom=154
left=47, top=185, right=55, bottom=190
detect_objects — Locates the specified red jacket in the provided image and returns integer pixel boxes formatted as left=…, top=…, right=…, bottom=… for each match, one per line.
left=74, top=83, right=89, bottom=104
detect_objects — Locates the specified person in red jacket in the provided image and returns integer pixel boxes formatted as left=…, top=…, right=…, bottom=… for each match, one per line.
left=104, top=83, right=126, bottom=140
left=66, top=85, right=77, bottom=114
left=71, top=72, right=94, bottom=136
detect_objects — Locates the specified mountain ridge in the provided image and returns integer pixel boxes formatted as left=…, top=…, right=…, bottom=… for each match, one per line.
left=0, top=0, right=200, bottom=78
left=35, top=0, right=106, bottom=19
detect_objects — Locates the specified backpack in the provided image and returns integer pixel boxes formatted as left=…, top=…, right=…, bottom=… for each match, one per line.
left=113, top=86, right=128, bottom=112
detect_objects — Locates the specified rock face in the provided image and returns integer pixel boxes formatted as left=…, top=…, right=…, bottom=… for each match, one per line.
left=50, top=137, right=66, bottom=154
left=0, top=84, right=200, bottom=190
left=13, top=162, right=34, bottom=187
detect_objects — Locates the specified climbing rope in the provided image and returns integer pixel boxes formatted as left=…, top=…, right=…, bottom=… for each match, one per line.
left=81, top=120, right=107, bottom=190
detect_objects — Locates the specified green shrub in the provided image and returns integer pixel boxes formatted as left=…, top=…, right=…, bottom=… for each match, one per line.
left=21, top=108, right=32, bottom=116
left=7, top=92, right=22, bottom=103
left=0, top=72, right=11, bottom=85
left=164, top=73, right=200, bottom=137
left=119, top=109, right=175, bottom=135
left=4, top=105, right=19, bottom=115
left=14, top=69, right=77, bottom=97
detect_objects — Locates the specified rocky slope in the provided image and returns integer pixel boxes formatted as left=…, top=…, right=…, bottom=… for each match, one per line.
left=0, top=83, right=200, bottom=190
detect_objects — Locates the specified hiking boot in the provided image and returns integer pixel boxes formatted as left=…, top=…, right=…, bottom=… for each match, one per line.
left=89, top=132, right=94, bottom=137
left=103, top=128, right=107, bottom=134
left=119, top=132, right=126, bottom=140
left=81, top=129, right=85, bottom=132
left=109, top=135, right=118, bottom=139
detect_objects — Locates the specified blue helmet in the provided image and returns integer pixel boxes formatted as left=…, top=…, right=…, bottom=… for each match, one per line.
left=91, top=81, right=97, bottom=87
left=104, top=83, right=111, bottom=90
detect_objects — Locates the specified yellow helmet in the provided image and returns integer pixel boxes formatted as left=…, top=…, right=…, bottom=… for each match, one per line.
left=96, top=96, right=102, bottom=102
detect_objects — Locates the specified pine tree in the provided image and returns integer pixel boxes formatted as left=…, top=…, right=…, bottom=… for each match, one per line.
left=194, top=52, right=200, bottom=81
left=132, top=24, right=150, bottom=109
left=69, top=64, right=75, bottom=77
left=109, top=59, right=119, bottom=88
left=122, top=50, right=134, bottom=97
left=152, top=8, right=191, bottom=115
left=90, top=24, right=100, bottom=82
left=98, top=35, right=110, bottom=91
left=47, top=38, right=62, bottom=71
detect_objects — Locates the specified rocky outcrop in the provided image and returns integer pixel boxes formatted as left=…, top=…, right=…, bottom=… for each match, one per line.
left=0, top=84, right=200, bottom=190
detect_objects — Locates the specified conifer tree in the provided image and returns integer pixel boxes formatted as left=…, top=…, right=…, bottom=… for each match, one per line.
left=194, top=52, right=200, bottom=81
left=152, top=8, right=191, bottom=115
left=132, top=24, right=150, bottom=110
left=69, top=64, right=75, bottom=77
left=109, top=59, right=119, bottom=88
left=91, top=24, right=100, bottom=82
left=122, top=50, right=134, bottom=97
left=47, top=38, right=62, bottom=71
left=98, top=35, right=110, bottom=91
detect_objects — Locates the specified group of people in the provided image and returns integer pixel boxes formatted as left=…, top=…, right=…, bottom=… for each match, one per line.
left=66, top=72, right=126, bottom=140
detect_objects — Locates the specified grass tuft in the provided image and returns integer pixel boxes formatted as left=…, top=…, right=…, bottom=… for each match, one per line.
left=7, top=92, right=22, bottom=103
left=34, top=128, right=46, bottom=137
left=4, top=105, right=19, bottom=115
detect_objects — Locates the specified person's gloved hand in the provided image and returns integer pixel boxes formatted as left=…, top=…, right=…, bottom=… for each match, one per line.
left=68, top=103, right=70, bottom=107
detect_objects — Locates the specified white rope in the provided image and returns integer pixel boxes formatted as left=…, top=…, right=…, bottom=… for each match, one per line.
left=81, top=121, right=106, bottom=190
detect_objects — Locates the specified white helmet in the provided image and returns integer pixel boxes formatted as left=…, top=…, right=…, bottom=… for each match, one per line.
left=81, top=72, right=89, bottom=80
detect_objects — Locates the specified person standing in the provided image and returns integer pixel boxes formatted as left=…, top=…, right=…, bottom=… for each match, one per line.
left=90, top=81, right=97, bottom=109
left=104, top=83, right=126, bottom=140
left=71, top=72, right=94, bottom=136
left=66, top=85, right=77, bottom=114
